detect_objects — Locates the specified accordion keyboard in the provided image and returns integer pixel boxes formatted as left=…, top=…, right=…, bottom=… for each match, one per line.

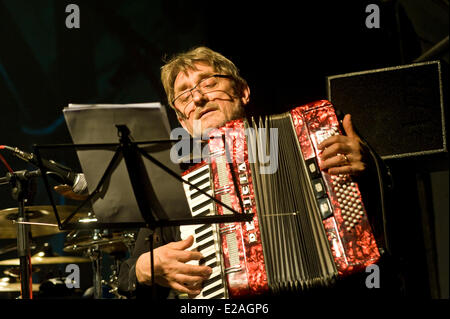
left=179, top=163, right=227, bottom=299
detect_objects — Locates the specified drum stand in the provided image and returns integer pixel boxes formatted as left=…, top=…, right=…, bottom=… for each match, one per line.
left=105, top=255, right=125, bottom=299
left=86, top=244, right=103, bottom=299
left=0, top=169, right=41, bottom=299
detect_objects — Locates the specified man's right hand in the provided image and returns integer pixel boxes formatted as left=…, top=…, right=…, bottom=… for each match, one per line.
left=135, top=235, right=212, bottom=296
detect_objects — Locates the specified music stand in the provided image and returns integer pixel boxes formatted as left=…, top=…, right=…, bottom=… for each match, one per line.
left=33, top=125, right=253, bottom=299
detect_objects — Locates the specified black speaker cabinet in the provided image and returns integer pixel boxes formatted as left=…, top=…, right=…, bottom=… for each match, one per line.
left=326, top=61, right=447, bottom=160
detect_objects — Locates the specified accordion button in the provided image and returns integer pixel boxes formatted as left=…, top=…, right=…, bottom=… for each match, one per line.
left=349, top=223, right=355, bottom=228
left=352, top=219, right=358, bottom=224
left=346, top=227, right=352, bottom=232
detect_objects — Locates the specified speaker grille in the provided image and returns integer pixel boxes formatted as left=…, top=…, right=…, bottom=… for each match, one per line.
left=327, top=61, right=446, bottom=160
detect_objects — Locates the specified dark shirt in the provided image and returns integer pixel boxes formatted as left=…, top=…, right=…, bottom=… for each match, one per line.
left=118, top=226, right=180, bottom=299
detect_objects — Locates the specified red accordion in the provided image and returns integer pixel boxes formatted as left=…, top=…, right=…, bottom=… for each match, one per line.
left=180, top=100, right=381, bottom=299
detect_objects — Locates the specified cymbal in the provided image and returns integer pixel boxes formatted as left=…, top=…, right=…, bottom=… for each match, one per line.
left=0, top=206, right=89, bottom=239
left=3, top=266, right=40, bottom=278
left=64, top=234, right=134, bottom=254
left=0, top=242, right=37, bottom=255
left=0, top=253, right=91, bottom=266
left=0, top=280, right=40, bottom=292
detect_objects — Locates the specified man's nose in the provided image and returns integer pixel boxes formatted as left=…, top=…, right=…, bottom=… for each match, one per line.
left=191, top=89, right=208, bottom=105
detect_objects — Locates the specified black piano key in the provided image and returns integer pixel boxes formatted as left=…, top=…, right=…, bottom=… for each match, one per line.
left=197, top=239, right=214, bottom=252
left=206, top=261, right=217, bottom=268
left=199, top=253, right=216, bottom=265
left=189, top=176, right=210, bottom=191
left=203, top=283, right=224, bottom=297
left=192, top=199, right=213, bottom=213
left=196, top=230, right=214, bottom=243
left=195, top=224, right=212, bottom=235
left=190, top=186, right=211, bottom=200
left=187, top=167, right=209, bottom=182
left=196, top=208, right=212, bottom=218
left=203, top=274, right=221, bottom=287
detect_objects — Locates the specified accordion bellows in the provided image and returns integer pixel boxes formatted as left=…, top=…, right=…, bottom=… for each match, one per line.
left=180, top=100, right=380, bottom=299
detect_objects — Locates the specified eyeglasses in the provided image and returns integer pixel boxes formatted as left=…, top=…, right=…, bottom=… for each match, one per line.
left=172, top=74, right=233, bottom=117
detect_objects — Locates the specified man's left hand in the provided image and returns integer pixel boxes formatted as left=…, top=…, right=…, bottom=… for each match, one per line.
left=318, top=114, right=366, bottom=176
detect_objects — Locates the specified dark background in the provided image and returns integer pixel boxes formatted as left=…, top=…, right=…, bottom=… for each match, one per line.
left=0, top=0, right=448, bottom=299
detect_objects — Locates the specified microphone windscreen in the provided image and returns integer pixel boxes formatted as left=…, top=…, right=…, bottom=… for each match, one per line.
left=72, top=173, right=88, bottom=194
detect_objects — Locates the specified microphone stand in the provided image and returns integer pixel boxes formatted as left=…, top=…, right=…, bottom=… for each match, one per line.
left=0, top=169, right=41, bottom=299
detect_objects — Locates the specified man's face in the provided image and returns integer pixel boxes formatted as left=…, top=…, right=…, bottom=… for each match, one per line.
left=173, top=62, right=250, bottom=136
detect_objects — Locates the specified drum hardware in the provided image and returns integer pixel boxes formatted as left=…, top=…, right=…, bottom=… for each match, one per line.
left=64, top=230, right=135, bottom=255
left=63, top=219, right=136, bottom=299
left=103, top=262, right=124, bottom=299
left=0, top=169, right=43, bottom=299
left=38, top=276, right=83, bottom=299
left=85, top=230, right=103, bottom=299
left=102, top=247, right=132, bottom=299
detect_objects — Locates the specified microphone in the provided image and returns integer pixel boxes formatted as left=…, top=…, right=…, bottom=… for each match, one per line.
left=3, top=146, right=88, bottom=195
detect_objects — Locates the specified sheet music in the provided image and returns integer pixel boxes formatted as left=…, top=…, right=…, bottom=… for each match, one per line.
left=63, top=103, right=191, bottom=224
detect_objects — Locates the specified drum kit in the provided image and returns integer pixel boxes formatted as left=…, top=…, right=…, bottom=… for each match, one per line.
left=0, top=204, right=136, bottom=299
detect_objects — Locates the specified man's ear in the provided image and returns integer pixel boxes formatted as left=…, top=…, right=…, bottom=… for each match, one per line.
left=240, top=85, right=250, bottom=106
